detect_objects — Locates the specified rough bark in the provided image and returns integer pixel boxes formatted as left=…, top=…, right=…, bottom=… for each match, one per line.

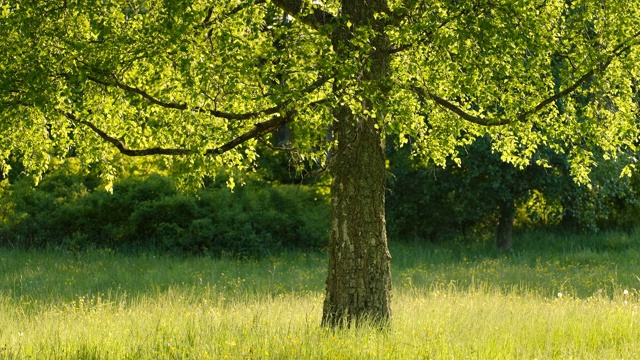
left=321, top=0, right=393, bottom=327
left=496, top=199, right=516, bottom=251
left=322, top=104, right=392, bottom=327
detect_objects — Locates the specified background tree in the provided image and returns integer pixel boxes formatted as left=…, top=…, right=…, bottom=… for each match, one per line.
left=557, top=152, right=640, bottom=232
left=387, top=136, right=640, bottom=249
left=387, top=136, right=558, bottom=250
left=2, top=0, right=640, bottom=327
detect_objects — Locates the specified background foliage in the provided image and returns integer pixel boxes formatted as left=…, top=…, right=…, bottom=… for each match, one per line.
left=386, top=136, right=640, bottom=243
left=0, top=161, right=329, bottom=256
left=1, top=145, right=639, bottom=255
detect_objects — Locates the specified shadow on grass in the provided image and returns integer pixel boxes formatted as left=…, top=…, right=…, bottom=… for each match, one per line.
left=389, top=227, right=640, bottom=299
left=2, top=227, right=640, bottom=310
left=0, top=248, right=327, bottom=312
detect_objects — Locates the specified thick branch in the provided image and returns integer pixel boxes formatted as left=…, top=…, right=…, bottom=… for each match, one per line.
left=271, top=0, right=336, bottom=30
left=87, top=74, right=273, bottom=119
left=87, top=75, right=188, bottom=111
left=64, top=111, right=296, bottom=157
left=86, top=73, right=329, bottom=121
left=411, top=64, right=602, bottom=126
left=412, top=31, right=640, bottom=126
left=206, top=111, right=295, bottom=155
left=65, top=113, right=193, bottom=156
left=410, top=86, right=510, bottom=126
left=517, top=30, right=640, bottom=120
left=515, top=69, right=595, bottom=122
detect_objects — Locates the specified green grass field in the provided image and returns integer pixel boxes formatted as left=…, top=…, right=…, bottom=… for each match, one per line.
left=2, top=230, right=640, bottom=359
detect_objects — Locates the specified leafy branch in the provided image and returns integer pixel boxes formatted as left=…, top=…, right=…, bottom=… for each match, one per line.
left=389, top=6, right=474, bottom=54
left=64, top=111, right=296, bottom=157
left=200, top=0, right=267, bottom=30
left=411, top=30, right=640, bottom=126
left=270, top=0, right=336, bottom=30
left=200, top=0, right=268, bottom=41
left=85, top=71, right=330, bottom=121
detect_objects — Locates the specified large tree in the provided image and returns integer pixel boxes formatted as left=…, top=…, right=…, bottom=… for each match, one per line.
left=2, top=0, right=640, bottom=326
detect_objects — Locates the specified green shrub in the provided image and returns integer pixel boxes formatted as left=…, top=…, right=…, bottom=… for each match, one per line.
left=0, top=171, right=329, bottom=256
left=129, top=194, right=200, bottom=247
left=386, top=137, right=640, bottom=243
left=194, top=184, right=329, bottom=256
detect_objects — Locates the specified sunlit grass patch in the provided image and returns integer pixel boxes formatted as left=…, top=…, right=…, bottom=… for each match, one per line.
left=3, top=286, right=640, bottom=359
left=2, top=230, right=640, bottom=358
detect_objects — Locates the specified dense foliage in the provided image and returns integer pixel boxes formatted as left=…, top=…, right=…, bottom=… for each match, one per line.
left=2, top=151, right=638, bottom=255
left=2, top=1, right=639, bottom=180
left=386, top=137, right=640, bottom=243
left=0, top=169, right=329, bottom=256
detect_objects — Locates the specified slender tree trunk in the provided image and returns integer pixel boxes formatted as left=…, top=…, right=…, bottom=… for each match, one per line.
left=496, top=198, right=516, bottom=250
left=321, top=0, right=393, bottom=327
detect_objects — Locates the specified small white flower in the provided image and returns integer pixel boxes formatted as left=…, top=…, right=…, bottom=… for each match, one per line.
left=557, top=292, right=563, bottom=298
left=624, top=289, right=629, bottom=296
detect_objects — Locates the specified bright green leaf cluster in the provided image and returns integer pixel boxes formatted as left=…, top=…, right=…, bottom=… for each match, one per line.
left=1, top=0, right=639, bottom=184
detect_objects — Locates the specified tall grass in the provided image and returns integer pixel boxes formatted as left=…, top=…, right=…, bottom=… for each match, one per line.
left=2, top=229, right=640, bottom=358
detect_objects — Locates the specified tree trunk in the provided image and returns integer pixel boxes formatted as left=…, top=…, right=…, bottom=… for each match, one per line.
left=322, top=104, right=392, bottom=327
left=321, top=0, right=392, bottom=327
left=496, top=199, right=516, bottom=250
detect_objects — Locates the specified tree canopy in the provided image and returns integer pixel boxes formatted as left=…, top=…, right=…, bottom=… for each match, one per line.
left=2, top=1, right=638, bottom=182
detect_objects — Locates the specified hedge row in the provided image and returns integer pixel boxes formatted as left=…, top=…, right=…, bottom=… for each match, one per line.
left=0, top=173, right=329, bottom=256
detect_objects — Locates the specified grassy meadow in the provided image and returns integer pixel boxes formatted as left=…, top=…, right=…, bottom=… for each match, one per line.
left=2, top=230, right=640, bottom=359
